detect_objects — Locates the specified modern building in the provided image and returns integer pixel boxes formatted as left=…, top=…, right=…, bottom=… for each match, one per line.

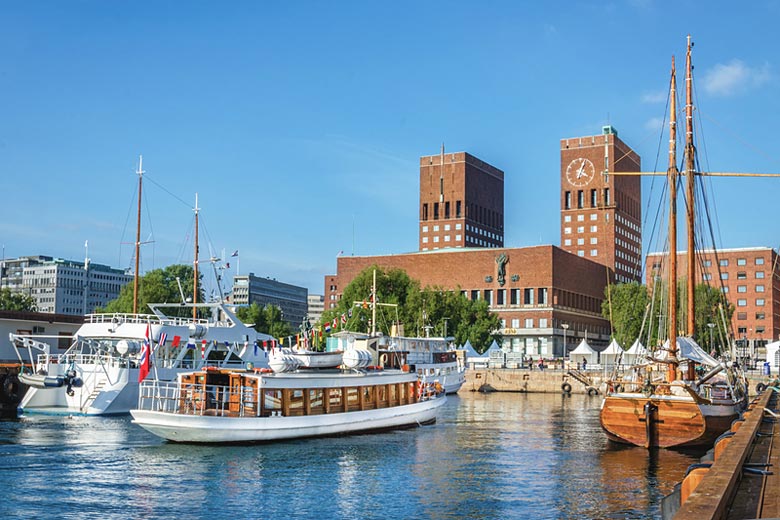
left=560, top=126, right=642, bottom=283
left=307, top=294, right=325, bottom=324
left=419, top=151, right=504, bottom=251
left=231, top=273, right=308, bottom=329
left=0, top=256, right=132, bottom=316
left=646, top=247, right=780, bottom=363
left=0, top=310, right=83, bottom=361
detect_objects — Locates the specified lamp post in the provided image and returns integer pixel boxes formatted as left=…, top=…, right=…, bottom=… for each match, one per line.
left=562, top=323, right=569, bottom=358
left=707, top=323, right=715, bottom=354
left=442, top=317, right=450, bottom=339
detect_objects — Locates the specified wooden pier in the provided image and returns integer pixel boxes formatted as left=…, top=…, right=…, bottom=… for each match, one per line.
left=671, top=387, right=779, bottom=519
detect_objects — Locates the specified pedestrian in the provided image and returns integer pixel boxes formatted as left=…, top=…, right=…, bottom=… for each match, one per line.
left=582, top=357, right=587, bottom=371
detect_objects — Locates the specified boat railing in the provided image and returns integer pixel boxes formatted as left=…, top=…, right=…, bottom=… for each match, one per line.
left=606, top=378, right=737, bottom=402
left=85, top=313, right=211, bottom=327
left=137, top=380, right=259, bottom=418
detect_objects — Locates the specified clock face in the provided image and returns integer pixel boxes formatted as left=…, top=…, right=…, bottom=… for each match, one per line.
left=566, top=157, right=596, bottom=187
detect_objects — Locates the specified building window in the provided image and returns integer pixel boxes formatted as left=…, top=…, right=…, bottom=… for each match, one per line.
left=511, top=289, right=519, bottom=305
left=756, top=285, right=765, bottom=292
left=564, top=215, right=571, bottom=223
left=577, top=226, right=584, bottom=233
left=703, top=260, right=711, bottom=267
left=524, top=318, right=534, bottom=328
left=444, top=224, right=451, bottom=231
left=484, top=290, right=492, bottom=304
left=539, top=318, right=548, bottom=328
left=590, top=249, right=598, bottom=257
left=433, top=203, right=439, bottom=220
left=538, top=287, right=547, bottom=305
left=564, top=227, right=571, bottom=235
left=471, top=290, right=479, bottom=300
left=756, top=271, right=765, bottom=279
left=433, top=236, right=439, bottom=243
left=422, top=204, right=428, bottom=221
left=722, top=286, right=729, bottom=293
left=720, top=259, right=728, bottom=267
left=590, top=237, right=598, bottom=244
left=455, top=234, right=461, bottom=241
left=511, top=318, right=520, bottom=328
left=590, top=189, right=597, bottom=207
left=456, top=200, right=462, bottom=218
left=703, top=273, right=712, bottom=281
left=422, top=225, right=428, bottom=233
left=564, top=239, right=571, bottom=246
left=577, top=190, right=584, bottom=209
left=590, top=225, right=597, bottom=232
left=497, top=289, right=505, bottom=305
left=433, top=225, right=439, bottom=232
left=721, top=272, right=729, bottom=280
left=737, top=312, right=747, bottom=320
left=577, top=238, right=584, bottom=245
left=523, top=288, right=534, bottom=305
left=756, top=312, right=765, bottom=320
left=737, top=299, right=747, bottom=307
left=445, top=201, right=450, bottom=219
left=590, top=214, right=597, bottom=221
left=737, top=285, right=746, bottom=293
left=737, top=258, right=746, bottom=266
left=737, top=272, right=746, bottom=280
left=422, top=237, right=428, bottom=243
left=604, top=188, right=610, bottom=205
left=565, top=191, right=571, bottom=209
left=756, top=298, right=765, bottom=306
left=444, top=235, right=450, bottom=242
left=755, top=257, right=765, bottom=265
left=578, top=251, right=584, bottom=257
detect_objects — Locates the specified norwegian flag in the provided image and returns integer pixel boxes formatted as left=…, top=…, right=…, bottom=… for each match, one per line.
left=138, top=324, right=151, bottom=383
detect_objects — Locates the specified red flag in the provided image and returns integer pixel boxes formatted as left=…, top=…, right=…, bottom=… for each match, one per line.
left=138, top=324, right=151, bottom=383
left=172, top=335, right=181, bottom=347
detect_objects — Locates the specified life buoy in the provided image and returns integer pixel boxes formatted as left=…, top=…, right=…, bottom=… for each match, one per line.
left=755, top=383, right=767, bottom=394
left=561, top=382, right=572, bottom=393
left=587, top=387, right=598, bottom=396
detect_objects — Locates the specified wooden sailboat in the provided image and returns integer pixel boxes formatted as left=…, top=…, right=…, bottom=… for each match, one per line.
left=599, top=37, right=748, bottom=449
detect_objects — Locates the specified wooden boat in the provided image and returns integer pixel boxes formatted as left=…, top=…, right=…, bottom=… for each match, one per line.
left=599, top=37, right=748, bottom=449
left=130, top=354, right=446, bottom=443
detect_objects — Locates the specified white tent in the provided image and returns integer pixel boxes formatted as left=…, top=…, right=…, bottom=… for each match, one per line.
left=766, top=340, right=780, bottom=374
left=570, top=339, right=597, bottom=367
left=484, top=339, right=502, bottom=355
left=462, top=339, right=488, bottom=367
left=625, top=339, right=645, bottom=365
left=600, top=339, right=625, bottom=368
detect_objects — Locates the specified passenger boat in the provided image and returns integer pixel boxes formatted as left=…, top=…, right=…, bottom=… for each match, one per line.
left=599, top=37, right=748, bottom=448
left=130, top=350, right=446, bottom=443
left=11, top=302, right=275, bottom=416
left=380, top=335, right=465, bottom=394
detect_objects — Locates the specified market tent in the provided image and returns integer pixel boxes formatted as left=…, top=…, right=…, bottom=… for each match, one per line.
left=766, top=340, right=780, bottom=373
left=600, top=339, right=625, bottom=367
left=625, top=339, right=646, bottom=365
left=570, top=339, right=597, bottom=367
left=462, top=339, right=489, bottom=367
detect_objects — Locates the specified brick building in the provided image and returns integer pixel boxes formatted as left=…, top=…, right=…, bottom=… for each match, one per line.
left=560, top=126, right=642, bottom=283
left=646, top=247, right=780, bottom=362
left=325, top=246, right=612, bottom=356
left=419, top=150, right=504, bottom=251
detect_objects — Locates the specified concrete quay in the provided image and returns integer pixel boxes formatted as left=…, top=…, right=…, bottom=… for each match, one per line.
left=464, top=367, right=606, bottom=394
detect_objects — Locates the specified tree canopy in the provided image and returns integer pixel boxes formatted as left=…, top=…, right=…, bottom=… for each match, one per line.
left=320, top=265, right=502, bottom=352
left=0, top=288, right=38, bottom=312
left=99, top=264, right=204, bottom=316
left=235, top=303, right=293, bottom=339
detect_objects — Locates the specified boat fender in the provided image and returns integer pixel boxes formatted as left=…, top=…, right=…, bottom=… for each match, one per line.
left=755, top=382, right=767, bottom=394
left=43, top=376, right=65, bottom=388
left=587, top=387, right=598, bottom=396
left=379, top=354, right=387, bottom=368
left=613, top=384, right=623, bottom=393
left=561, top=382, right=572, bottom=393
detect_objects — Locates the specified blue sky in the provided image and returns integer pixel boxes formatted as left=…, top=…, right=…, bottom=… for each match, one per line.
left=2, top=1, right=779, bottom=297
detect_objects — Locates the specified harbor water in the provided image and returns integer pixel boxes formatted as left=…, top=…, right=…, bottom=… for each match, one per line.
left=0, top=392, right=701, bottom=519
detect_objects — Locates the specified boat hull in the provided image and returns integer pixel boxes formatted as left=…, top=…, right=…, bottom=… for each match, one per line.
left=600, top=393, right=741, bottom=448
left=131, top=395, right=446, bottom=443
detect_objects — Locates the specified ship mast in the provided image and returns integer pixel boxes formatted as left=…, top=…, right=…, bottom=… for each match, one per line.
left=667, top=56, right=680, bottom=383
left=193, top=193, right=200, bottom=321
left=133, top=155, right=144, bottom=315
left=685, top=35, right=697, bottom=337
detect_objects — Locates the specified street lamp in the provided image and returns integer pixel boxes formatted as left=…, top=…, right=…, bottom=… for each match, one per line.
left=707, top=323, right=715, bottom=354
left=562, top=323, right=569, bottom=358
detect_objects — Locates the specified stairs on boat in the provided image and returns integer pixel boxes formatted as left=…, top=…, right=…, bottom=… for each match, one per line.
left=566, top=369, right=599, bottom=395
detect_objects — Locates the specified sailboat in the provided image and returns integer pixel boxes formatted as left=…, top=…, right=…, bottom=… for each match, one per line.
left=12, top=158, right=274, bottom=415
left=599, top=38, right=749, bottom=448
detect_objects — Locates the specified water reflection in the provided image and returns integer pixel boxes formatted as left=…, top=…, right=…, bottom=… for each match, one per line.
left=0, top=392, right=700, bottom=519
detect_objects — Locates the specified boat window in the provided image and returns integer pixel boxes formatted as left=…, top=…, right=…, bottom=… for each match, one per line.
left=328, top=388, right=343, bottom=409
left=388, top=384, right=397, bottom=404
left=346, top=387, right=360, bottom=410
left=309, top=389, right=324, bottom=414
left=288, top=389, right=304, bottom=415
left=377, top=385, right=387, bottom=405
left=263, top=389, right=282, bottom=412
left=363, top=386, right=375, bottom=407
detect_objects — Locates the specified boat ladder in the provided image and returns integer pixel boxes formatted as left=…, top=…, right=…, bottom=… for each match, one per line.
left=81, top=379, right=107, bottom=412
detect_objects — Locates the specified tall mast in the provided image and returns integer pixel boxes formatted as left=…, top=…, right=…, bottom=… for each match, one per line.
left=133, top=155, right=144, bottom=314
left=371, top=269, right=377, bottom=336
left=685, top=35, right=697, bottom=336
left=193, top=193, right=200, bottom=321
left=667, top=56, right=680, bottom=382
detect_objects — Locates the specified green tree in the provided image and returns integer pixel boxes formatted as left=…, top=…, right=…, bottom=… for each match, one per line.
left=602, top=282, right=648, bottom=349
left=100, top=264, right=204, bottom=316
left=0, top=288, right=38, bottom=312
left=694, top=284, right=734, bottom=354
left=236, top=303, right=293, bottom=339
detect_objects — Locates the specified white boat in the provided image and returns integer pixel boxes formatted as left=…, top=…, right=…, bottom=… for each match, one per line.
left=130, top=353, right=446, bottom=443
left=11, top=302, right=275, bottom=416
left=380, top=336, right=466, bottom=394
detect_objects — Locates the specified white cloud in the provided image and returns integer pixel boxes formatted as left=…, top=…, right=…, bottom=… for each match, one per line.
left=701, top=60, right=771, bottom=97
left=644, top=117, right=665, bottom=133
left=641, top=90, right=667, bottom=103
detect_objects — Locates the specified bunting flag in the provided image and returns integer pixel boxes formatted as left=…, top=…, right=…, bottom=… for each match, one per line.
left=201, top=339, right=207, bottom=359
left=348, top=308, right=353, bottom=318
left=172, top=335, right=181, bottom=348
left=253, top=341, right=258, bottom=356
left=325, top=323, right=331, bottom=333
left=341, top=314, right=347, bottom=324
left=158, top=332, right=168, bottom=347
left=138, top=324, right=151, bottom=383
left=186, top=341, right=195, bottom=349
left=231, top=250, right=239, bottom=257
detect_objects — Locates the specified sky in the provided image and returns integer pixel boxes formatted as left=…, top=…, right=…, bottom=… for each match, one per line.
left=2, top=1, right=779, bottom=298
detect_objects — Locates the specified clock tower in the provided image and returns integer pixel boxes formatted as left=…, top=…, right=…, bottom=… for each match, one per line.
left=560, top=126, right=642, bottom=283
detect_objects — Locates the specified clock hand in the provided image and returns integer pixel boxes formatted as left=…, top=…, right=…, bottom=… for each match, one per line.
left=577, top=162, right=586, bottom=178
